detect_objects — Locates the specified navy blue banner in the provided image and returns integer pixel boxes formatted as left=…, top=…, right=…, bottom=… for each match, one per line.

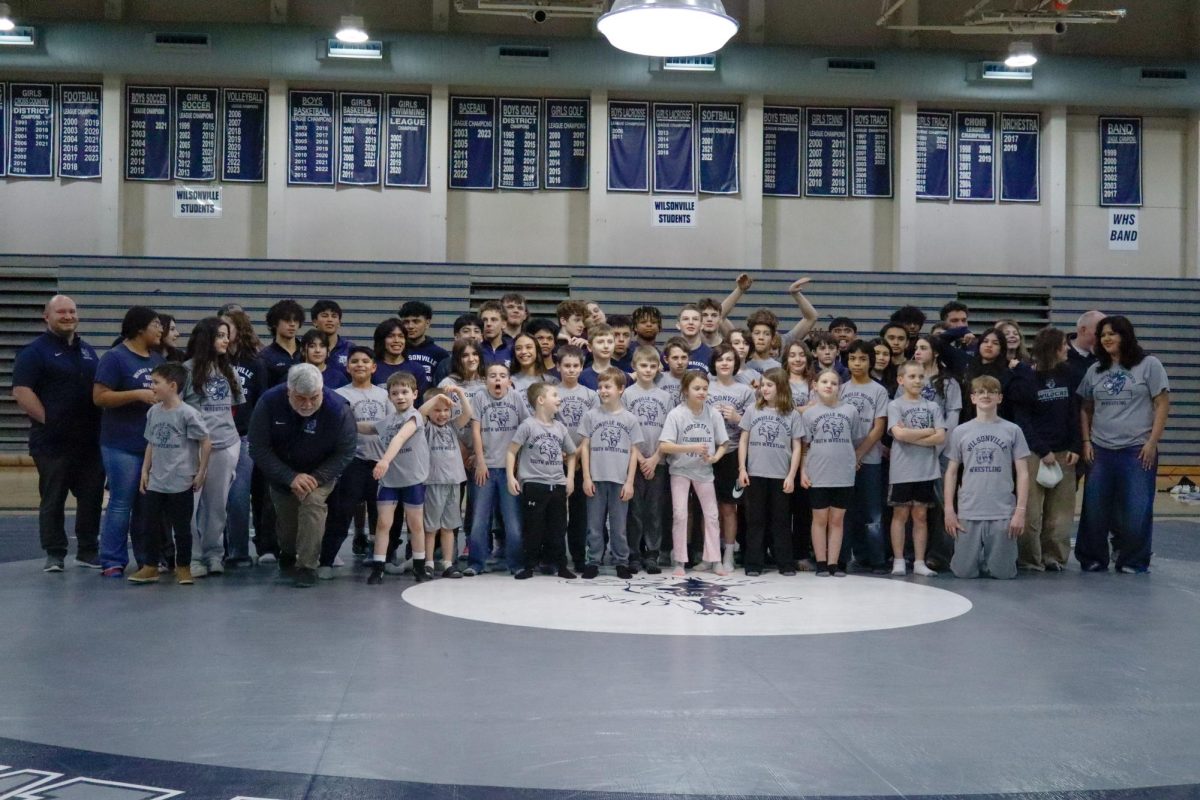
left=58, top=84, right=102, bottom=180
left=8, top=83, right=55, bottom=178
left=1000, top=112, right=1039, bottom=203
left=338, top=91, right=382, bottom=186
left=544, top=98, right=588, bottom=190
left=653, top=102, right=695, bottom=194
left=126, top=86, right=171, bottom=181
left=499, top=97, right=540, bottom=190
left=762, top=106, right=800, bottom=197
left=915, top=111, right=951, bottom=200
left=449, top=96, right=496, bottom=190
left=851, top=107, right=891, bottom=198
left=173, top=87, right=218, bottom=181
left=1099, top=116, right=1142, bottom=207
left=0, top=83, right=6, bottom=176
left=954, top=111, right=995, bottom=202
left=221, top=88, right=266, bottom=183
left=698, top=103, right=738, bottom=195
left=385, top=94, right=429, bottom=188
left=288, top=90, right=335, bottom=186
left=805, top=107, right=848, bottom=197
left=607, top=101, right=648, bottom=192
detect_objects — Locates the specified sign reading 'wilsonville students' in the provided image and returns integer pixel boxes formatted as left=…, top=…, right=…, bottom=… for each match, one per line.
left=651, top=197, right=697, bottom=227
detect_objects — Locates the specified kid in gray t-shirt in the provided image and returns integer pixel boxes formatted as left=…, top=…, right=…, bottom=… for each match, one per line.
left=659, top=403, right=729, bottom=483
left=579, top=400, right=644, bottom=575
left=738, top=406, right=802, bottom=480
left=840, top=379, right=890, bottom=465
left=887, top=396, right=946, bottom=484
left=801, top=402, right=859, bottom=488
left=510, top=417, right=577, bottom=486
left=143, top=402, right=210, bottom=494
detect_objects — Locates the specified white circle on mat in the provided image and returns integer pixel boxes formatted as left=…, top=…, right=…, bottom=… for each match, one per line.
left=403, top=573, right=972, bottom=636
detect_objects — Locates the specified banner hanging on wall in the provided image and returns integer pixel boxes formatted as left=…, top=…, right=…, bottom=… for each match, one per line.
left=954, top=111, right=995, bottom=202
left=125, top=85, right=171, bottom=181
left=698, top=103, right=738, bottom=195
left=608, top=101, right=648, bottom=192
left=653, top=102, right=696, bottom=194
left=449, top=96, right=496, bottom=190
left=999, top=112, right=1039, bottom=203
left=544, top=98, right=588, bottom=190
left=0, top=83, right=6, bottom=176
left=338, top=91, right=382, bottom=186
left=498, top=97, right=540, bottom=190
left=173, top=87, right=218, bottom=181
left=385, top=94, right=429, bottom=188
left=762, top=106, right=801, bottom=197
left=172, top=185, right=223, bottom=218
left=222, top=88, right=266, bottom=183
left=1099, top=116, right=1142, bottom=207
left=1107, top=209, right=1138, bottom=250
left=9, top=83, right=55, bottom=178
left=851, top=107, right=891, bottom=198
left=805, top=107, right=848, bottom=197
left=915, top=111, right=950, bottom=200
left=58, top=84, right=102, bottom=180
left=287, top=90, right=335, bottom=185
left=651, top=196, right=697, bottom=227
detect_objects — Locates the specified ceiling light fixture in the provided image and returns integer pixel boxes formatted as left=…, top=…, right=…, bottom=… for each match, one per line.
left=335, top=14, right=368, bottom=44
left=0, top=3, right=16, bottom=33
left=1005, top=40, right=1037, bottom=68
left=597, top=0, right=739, bottom=58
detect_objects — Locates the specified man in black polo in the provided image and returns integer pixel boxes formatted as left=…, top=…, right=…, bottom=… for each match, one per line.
left=12, top=295, right=105, bottom=572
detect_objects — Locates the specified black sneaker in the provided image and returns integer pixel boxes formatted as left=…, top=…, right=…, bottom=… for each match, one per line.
left=367, top=564, right=385, bottom=585
left=616, top=564, right=633, bottom=579
left=294, top=568, right=317, bottom=588
left=581, top=564, right=600, bottom=579
left=557, top=566, right=578, bottom=579
left=278, top=553, right=297, bottom=579
left=745, top=569, right=762, bottom=577
left=414, top=568, right=431, bottom=583
left=442, top=565, right=463, bottom=579
left=351, top=535, right=368, bottom=557
left=514, top=569, right=534, bottom=580
left=643, top=560, right=662, bottom=575
left=627, top=562, right=640, bottom=575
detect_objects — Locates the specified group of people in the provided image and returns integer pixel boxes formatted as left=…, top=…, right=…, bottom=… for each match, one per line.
left=11, top=274, right=1169, bottom=589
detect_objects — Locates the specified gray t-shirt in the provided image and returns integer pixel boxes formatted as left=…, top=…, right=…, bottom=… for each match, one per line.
left=656, top=373, right=683, bottom=408
left=144, top=402, right=209, bottom=493
left=739, top=406, right=802, bottom=480
left=580, top=406, right=644, bottom=484
left=948, top=418, right=1031, bottom=520
left=746, top=357, right=782, bottom=373
left=735, top=367, right=762, bottom=388
left=471, top=387, right=529, bottom=468
left=336, top=384, right=391, bottom=462
left=659, top=404, right=729, bottom=482
left=894, top=374, right=963, bottom=453
left=789, top=378, right=811, bottom=409
left=801, top=403, right=859, bottom=488
left=375, top=408, right=428, bottom=488
left=439, top=376, right=483, bottom=420
left=840, top=379, right=890, bottom=465
left=182, top=361, right=242, bottom=451
left=1078, top=357, right=1169, bottom=450
left=511, top=417, right=576, bottom=486
left=706, top=379, right=756, bottom=454
left=425, top=421, right=467, bottom=485
left=555, top=382, right=599, bottom=446
left=887, top=396, right=946, bottom=484
left=622, top=384, right=674, bottom=458
left=511, top=371, right=558, bottom=413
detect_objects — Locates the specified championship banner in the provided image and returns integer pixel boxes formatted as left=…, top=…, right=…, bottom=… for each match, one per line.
left=449, top=96, right=496, bottom=190
left=173, top=87, right=218, bottom=181
left=915, top=110, right=951, bottom=200
left=59, top=84, right=102, bottom=179
left=762, top=105, right=801, bottom=197
left=608, top=100, right=648, bottom=192
left=653, top=102, right=695, bottom=194
left=125, top=85, right=171, bottom=181
left=222, top=88, right=266, bottom=183
left=698, top=103, right=738, bottom=195
left=384, top=94, right=429, bottom=188
left=544, top=98, right=588, bottom=190
left=805, top=107, right=848, bottom=197
left=288, top=90, right=335, bottom=186
left=1099, top=116, right=1142, bottom=207
left=851, top=107, right=891, bottom=198
left=999, top=112, right=1039, bottom=203
left=499, top=97, right=540, bottom=190
left=954, top=111, right=995, bottom=202
left=338, top=91, right=382, bottom=186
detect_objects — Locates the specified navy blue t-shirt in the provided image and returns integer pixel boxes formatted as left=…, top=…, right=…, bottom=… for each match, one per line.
left=374, top=359, right=428, bottom=394
left=327, top=335, right=355, bottom=378
left=259, top=341, right=302, bottom=388
left=479, top=339, right=513, bottom=370
left=94, top=343, right=165, bottom=453
left=688, top=342, right=713, bottom=375
left=12, top=331, right=102, bottom=456
left=405, top=338, right=450, bottom=387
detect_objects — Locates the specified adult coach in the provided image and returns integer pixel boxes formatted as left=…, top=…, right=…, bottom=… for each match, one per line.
left=12, top=295, right=105, bottom=572
left=248, top=364, right=356, bottom=587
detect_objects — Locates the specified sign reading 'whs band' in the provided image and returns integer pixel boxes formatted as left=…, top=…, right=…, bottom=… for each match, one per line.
left=698, top=104, right=738, bottom=195
left=954, top=111, right=995, bottom=202
left=173, top=87, right=218, bottom=181
left=288, top=90, right=335, bottom=185
left=1000, top=112, right=1039, bottom=203
left=915, top=111, right=951, bottom=200
left=762, top=106, right=801, bottom=197
left=8, top=83, right=55, bottom=178
left=58, top=84, right=102, bottom=180
left=449, top=96, right=496, bottom=190
left=805, top=107, right=848, bottom=197
left=851, top=108, right=891, bottom=198
left=1099, top=116, right=1141, bottom=207
left=545, top=99, right=588, bottom=190
left=126, top=86, right=172, bottom=181
left=385, top=94, right=429, bottom=188
left=222, top=88, right=267, bottom=183
left=338, top=92, right=382, bottom=186
left=653, top=102, right=695, bottom=194
left=499, top=98, right=540, bottom=190
left=608, top=101, right=649, bottom=192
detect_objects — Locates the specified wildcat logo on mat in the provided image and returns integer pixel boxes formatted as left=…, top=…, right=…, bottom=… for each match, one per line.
left=575, top=576, right=801, bottom=617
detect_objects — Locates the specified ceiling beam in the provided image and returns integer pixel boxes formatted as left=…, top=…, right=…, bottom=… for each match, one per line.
left=269, top=0, right=287, bottom=25
left=746, top=0, right=765, bottom=45
left=103, top=0, right=123, bottom=21
left=433, top=0, right=450, bottom=31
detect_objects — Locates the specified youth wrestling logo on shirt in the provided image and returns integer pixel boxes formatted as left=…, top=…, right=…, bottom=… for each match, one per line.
left=818, top=414, right=848, bottom=440
left=483, top=402, right=516, bottom=431
left=354, top=399, right=387, bottom=421
left=533, top=435, right=562, bottom=465
left=1101, top=371, right=1129, bottom=397
left=598, top=424, right=625, bottom=450
left=903, top=408, right=934, bottom=429
left=628, top=396, right=667, bottom=426
left=558, top=397, right=588, bottom=428
left=921, top=384, right=938, bottom=402
left=204, top=375, right=230, bottom=401
left=149, top=422, right=181, bottom=448
left=753, top=416, right=785, bottom=448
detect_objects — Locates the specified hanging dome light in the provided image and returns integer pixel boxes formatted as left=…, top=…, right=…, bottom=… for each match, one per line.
left=335, top=15, right=369, bottom=44
left=1005, top=41, right=1037, bottom=68
left=597, top=0, right=739, bottom=58
left=0, top=4, right=15, bottom=33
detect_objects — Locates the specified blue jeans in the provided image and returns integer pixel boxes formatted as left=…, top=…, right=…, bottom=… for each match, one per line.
left=846, top=462, right=886, bottom=568
left=468, top=468, right=523, bottom=573
left=224, top=436, right=253, bottom=561
left=99, top=445, right=147, bottom=569
left=1076, top=444, right=1156, bottom=571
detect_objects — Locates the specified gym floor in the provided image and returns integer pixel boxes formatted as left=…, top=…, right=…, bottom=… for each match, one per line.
left=1, top=513, right=1198, bottom=800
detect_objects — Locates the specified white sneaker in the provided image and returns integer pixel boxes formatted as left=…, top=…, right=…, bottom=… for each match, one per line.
left=257, top=553, right=277, bottom=565
left=316, top=566, right=335, bottom=580
left=206, top=559, right=224, bottom=575
left=190, top=560, right=209, bottom=578
left=890, top=559, right=907, bottom=576
left=692, top=560, right=713, bottom=572
left=913, top=560, right=938, bottom=577
left=721, top=548, right=735, bottom=574
left=332, top=555, right=345, bottom=567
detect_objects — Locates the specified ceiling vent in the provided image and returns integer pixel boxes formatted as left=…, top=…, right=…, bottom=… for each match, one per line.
left=1121, top=67, right=1188, bottom=87
left=656, top=54, right=718, bottom=72
left=968, top=61, right=1034, bottom=83
left=496, top=45, right=551, bottom=63
left=821, top=57, right=877, bottom=76
left=150, top=32, right=211, bottom=51
left=323, top=38, right=384, bottom=60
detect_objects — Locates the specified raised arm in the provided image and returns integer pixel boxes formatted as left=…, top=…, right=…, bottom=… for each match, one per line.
left=782, top=278, right=819, bottom=343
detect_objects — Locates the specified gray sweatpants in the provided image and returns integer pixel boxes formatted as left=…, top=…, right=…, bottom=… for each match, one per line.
left=586, top=481, right=630, bottom=566
left=950, top=518, right=1018, bottom=580
left=191, top=444, right=239, bottom=565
